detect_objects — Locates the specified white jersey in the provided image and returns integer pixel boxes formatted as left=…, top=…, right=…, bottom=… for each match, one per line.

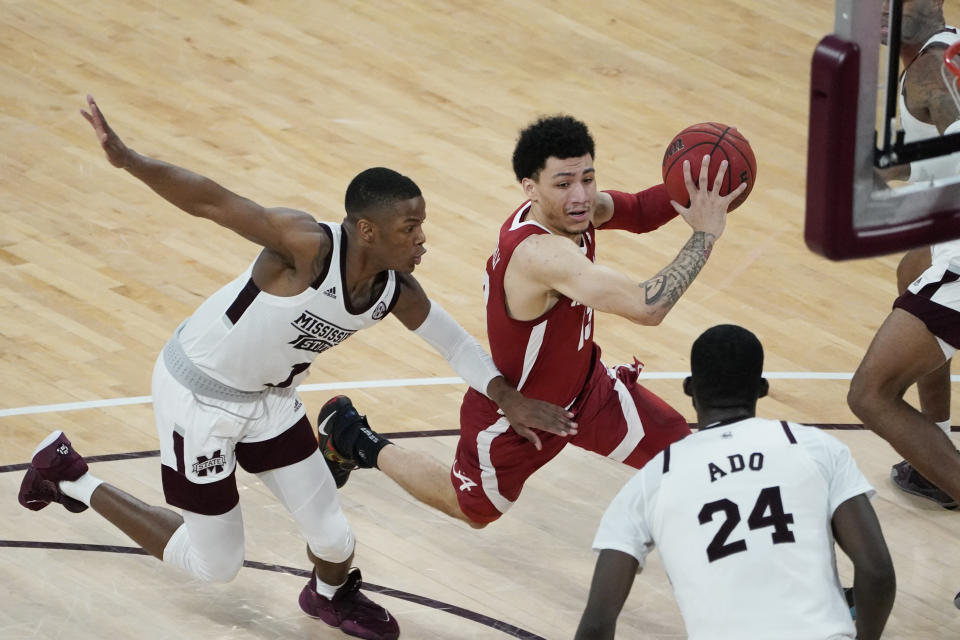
left=593, top=418, right=874, bottom=640
left=899, top=27, right=960, bottom=264
left=177, top=222, right=400, bottom=391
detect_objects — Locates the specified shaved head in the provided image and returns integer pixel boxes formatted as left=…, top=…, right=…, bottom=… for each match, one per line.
left=344, top=167, right=422, bottom=223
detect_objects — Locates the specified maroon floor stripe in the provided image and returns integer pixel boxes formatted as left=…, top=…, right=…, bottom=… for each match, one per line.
left=0, top=541, right=546, bottom=639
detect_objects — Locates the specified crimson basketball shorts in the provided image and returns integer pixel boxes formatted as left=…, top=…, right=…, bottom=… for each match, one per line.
left=453, top=356, right=691, bottom=524
left=152, top=355, right=317, bottom=515
left=894, top=262, right=960, bottom=359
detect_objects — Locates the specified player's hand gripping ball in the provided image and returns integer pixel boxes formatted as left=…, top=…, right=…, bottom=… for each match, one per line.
left=662, top=122, right=757, bottom=211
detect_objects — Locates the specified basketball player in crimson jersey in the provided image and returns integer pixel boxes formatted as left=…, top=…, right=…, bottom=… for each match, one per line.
left=17, top=96, right=575, bottom=640
left=320, top=115, right=745, bottom=526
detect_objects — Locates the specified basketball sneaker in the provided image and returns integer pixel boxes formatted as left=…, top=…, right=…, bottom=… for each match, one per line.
left=842, top=586, right=855, bottom=620
left=890, top=459, right=958, bottom=510
left=317, top=396, right=390, bottom=488
left=299, top=568, right=399, bottom=640
left=18, top=431, right=89, bottom=513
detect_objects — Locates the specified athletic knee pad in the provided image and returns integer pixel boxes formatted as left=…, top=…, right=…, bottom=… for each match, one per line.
left=162, top=513, right=245, bottom=583
left=257, top=454, right=356, bottom=564
left=303, top=508, right=355, bottom=563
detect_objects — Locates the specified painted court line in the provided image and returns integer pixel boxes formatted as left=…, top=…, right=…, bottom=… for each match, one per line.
left=3, top=372, right=959, bottom=418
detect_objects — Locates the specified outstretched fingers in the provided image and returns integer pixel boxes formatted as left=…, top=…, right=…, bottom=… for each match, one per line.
left=80, top=96, right=106, bottom=141
left=722, top=181, right=748, bottom=207
left=79, top=94, right=131, bottom=168
left=710, top=159, right=728, bottom=194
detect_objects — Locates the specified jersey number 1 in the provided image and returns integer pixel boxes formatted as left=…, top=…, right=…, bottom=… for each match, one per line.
left=698, top=485, right=796, bottom=563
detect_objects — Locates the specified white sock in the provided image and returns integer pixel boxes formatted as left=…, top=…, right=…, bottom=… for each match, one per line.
left=937, top=419, right=952, bottom=437
left=313, top=573, right=346, bottom=599
left=59, top=473, right=104, bottom=506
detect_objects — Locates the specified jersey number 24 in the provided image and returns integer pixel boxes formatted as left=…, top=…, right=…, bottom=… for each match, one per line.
left=698, top=485, right=796, bottom=563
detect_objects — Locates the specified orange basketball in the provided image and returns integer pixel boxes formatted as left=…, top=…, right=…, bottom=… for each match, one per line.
left=661, top=122, right=756, bottom=211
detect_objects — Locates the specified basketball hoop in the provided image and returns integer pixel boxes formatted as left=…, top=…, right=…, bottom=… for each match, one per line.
left=942, top=41, right=960, bottom=111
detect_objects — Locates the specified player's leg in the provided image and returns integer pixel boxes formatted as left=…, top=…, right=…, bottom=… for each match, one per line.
left=257, top=454, right=399, bottom=639
left=317, top=394, right=476, bottom=526
left=896, top=248, right=951, bottom=427
left=89, top=483, right=185, bottom=559
left=256, top=453, right=355, bottom=579
left=18, top=428, right=248, bottom=581
left=242, top=394, right=399, bottom=640
left=17, top=430, right=185, bottom=559
left=148, top=352, right=250, bottom=579
left=377, top=445, right=476, bottom=525
left=318, top=393, right=563, bottom=527
left=235, top=408, right=356, bottom=584
left=890, top=248, right=955, bottom=493
left=897, top=248, right=951, bottom=424
left=571, top=360, right=691, bottom=468
left=848, top=308, right=960, bottom=505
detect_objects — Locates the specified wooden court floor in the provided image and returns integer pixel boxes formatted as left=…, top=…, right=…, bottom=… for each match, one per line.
left=2, top=1, right=959, bottom=638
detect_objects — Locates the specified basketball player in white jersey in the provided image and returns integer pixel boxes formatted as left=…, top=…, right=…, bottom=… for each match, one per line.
left=848, top=0, right=960, bottom=509
left=17, top=95, right=576, bottom=640
left=577, top=325, right=895, bottom=640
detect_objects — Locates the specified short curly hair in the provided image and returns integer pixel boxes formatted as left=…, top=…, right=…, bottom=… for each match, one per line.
left=511, top=115, right=596, bottom=183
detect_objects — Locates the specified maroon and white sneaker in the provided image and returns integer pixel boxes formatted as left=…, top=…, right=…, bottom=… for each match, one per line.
left=17, top=431, right=89, bottom=513
left=299, top=568, right=399, bottom=640
left=891, top=459, right=958, bottom=510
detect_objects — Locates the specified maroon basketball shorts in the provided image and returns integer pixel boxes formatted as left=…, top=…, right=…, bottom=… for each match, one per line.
left=453, top=356, right=691, bottom=524
left=894, top=262, right=960, bottom=360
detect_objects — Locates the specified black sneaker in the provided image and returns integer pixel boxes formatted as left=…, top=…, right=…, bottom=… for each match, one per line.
left=843, top=586, right=855, bottom=620
left=317, top=396, right=369, bottom=488
left=891, top=460, right=958, bottom=510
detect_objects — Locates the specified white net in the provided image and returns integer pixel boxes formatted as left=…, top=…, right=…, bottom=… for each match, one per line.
left=942, top=42, right=960, bottom=112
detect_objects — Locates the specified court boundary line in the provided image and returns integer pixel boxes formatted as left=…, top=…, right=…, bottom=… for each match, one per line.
left=4, top=370, right=943, bottom=418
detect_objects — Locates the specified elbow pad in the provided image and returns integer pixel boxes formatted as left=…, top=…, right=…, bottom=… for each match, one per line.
left=909, top=120, right=960, bottom=182
left=413, top=301, right=500, bottom=397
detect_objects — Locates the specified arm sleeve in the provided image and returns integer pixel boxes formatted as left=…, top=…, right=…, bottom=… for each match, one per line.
left=412, top=300, right=500, bottom=398
left=598, top=184, right=679, bottom=234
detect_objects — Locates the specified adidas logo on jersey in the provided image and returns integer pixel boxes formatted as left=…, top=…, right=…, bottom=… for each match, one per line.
left=323, top=286, right=337, bottom=298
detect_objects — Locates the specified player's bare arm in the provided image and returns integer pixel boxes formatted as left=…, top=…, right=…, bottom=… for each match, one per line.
left=80, top=95, right=328, bottom=289
left=831, top=494, right=896, bottom=640
left=640, top=230, right=715, bottom=309
left=509, top=156, right=742, bottom=325
left=574, top=549, right=639, bottom=640
left=390, top=273, right=577, bottom=447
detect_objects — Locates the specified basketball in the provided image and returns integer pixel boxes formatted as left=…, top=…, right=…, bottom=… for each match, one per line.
left=661, top=122, right=757, bottom=211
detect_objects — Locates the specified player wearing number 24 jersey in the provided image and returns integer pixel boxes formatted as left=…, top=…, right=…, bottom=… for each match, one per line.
left=577, top=325, right=895, bottom=640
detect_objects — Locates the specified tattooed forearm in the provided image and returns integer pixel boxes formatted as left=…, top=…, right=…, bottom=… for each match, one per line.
left=641, top=231, right=716, bottom=307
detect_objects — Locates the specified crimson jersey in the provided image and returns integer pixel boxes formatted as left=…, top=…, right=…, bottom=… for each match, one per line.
left=481, top=201, right=598, bottom=408
left=451, top=187, right=685, bottom=524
